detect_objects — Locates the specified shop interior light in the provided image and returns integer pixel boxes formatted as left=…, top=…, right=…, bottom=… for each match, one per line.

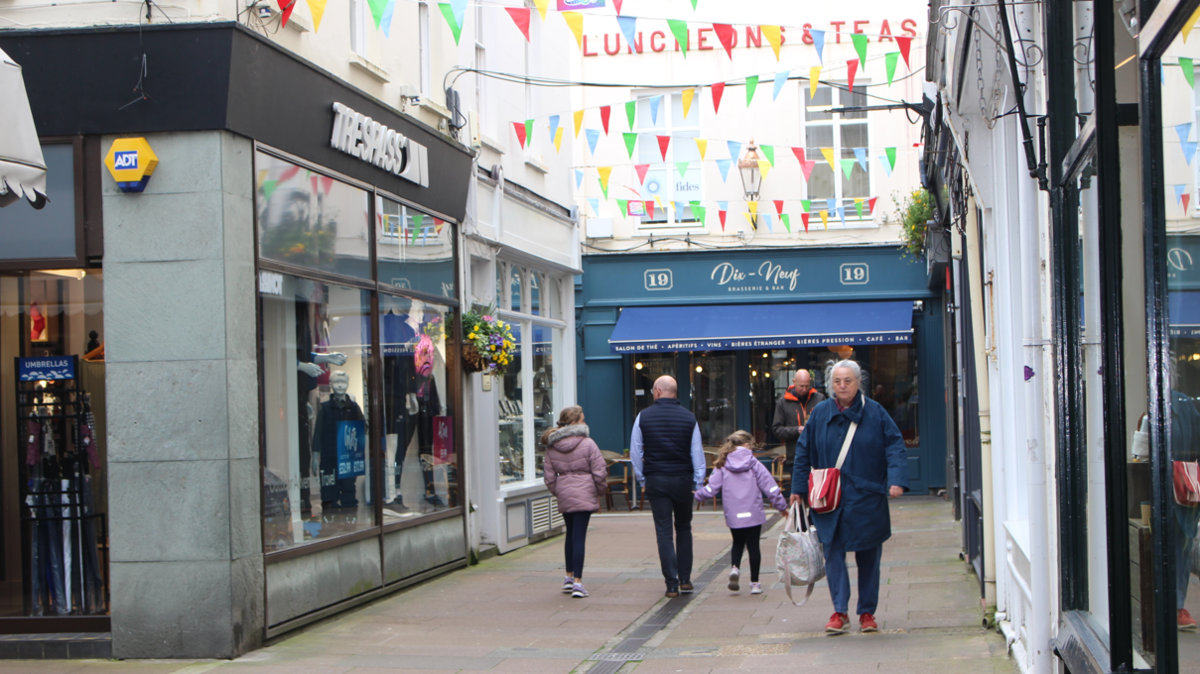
left=695, top=366, right=703, bottom=373
left=751, top=370, right=758, bottom=376
left=765, top=372, right=771, bottom=378
left=34, top=269, right=86, bottom=280
left=635, top=362, right=644, bottom=370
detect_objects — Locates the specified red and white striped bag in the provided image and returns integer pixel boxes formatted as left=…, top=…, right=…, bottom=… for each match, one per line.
left=1175, top=460, right=1200, bottom=506
left=808, top=421, right=857, bottom=514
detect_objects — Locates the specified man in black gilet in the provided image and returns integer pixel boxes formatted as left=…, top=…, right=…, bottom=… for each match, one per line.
left=631, top=376, right=706, bottom=597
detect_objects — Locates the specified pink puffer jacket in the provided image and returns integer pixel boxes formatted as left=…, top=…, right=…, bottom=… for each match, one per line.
left=543, top=424, right=608, bottom=514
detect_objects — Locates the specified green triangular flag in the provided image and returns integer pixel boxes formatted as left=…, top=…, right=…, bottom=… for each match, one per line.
left=260, top=180, right=279, bottom=201
left=801, top=199, right=811, bottom=212
left=885, top=147, right=897, bottom=171
left=1184, top=57, right=1196, bottom=89
left=855, top=200, right=864, bottom=219
left=438, top=4, right=462, bottom=44
left=616, top=199, right=628, bottom=219
left=626, top=100, right=637, bottom=129
left=368, top=0, right=387, bottom=28
left=676, top=161, right=690, bottom=178
left=667, top=19, right=689, bottom=57
left=840, top=158, right=856, bottom=179
left=525, top=119, right=534, bottom=145
left=600, top=177, right=610, bottom=200
left=623, top=132, right=638, bottom=158
left=689, top=0, right=698, bottom=8
left=745, top=75, right=759, bottom=106
left=886, top=52, right=900, bottom=86
left=851, top=33, right=868, bottom=68
left=761, top=145, right=774, bottom=166
left=781, top=213, right=791, bottom=232
left=690, top=200, right=706, bottom=225
left=410, top=212, right=424, bottom=244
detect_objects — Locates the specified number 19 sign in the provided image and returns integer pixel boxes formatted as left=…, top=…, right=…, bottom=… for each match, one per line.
left=839, top=263, right=869, bottom=285
left=644, top=269, right=673, bottom=291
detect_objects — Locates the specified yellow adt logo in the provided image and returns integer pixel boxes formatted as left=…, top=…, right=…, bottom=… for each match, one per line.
left=104, top=138, right=159, bottom=193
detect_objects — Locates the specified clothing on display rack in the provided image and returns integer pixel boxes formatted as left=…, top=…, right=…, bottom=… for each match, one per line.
left=313, top=392, right=365, bottom=513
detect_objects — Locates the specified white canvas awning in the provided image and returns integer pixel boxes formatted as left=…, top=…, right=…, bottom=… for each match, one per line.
left=0, top=47, right=47, bottom=209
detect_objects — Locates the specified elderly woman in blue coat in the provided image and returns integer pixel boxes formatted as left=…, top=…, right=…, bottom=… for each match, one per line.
left=789, top=360, right=908, bottom=635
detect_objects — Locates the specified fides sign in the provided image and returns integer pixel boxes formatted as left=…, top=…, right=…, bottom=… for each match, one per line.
left=581, top=20, right=918, bottom=57
left=330, top=102, right=429, bottom=187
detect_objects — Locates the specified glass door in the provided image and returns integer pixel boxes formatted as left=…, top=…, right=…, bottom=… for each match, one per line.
left=690, top=352, right=736, bottom=451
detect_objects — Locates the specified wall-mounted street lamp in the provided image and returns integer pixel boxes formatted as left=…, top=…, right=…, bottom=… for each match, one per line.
left=738, top=139, right=763, bottom=229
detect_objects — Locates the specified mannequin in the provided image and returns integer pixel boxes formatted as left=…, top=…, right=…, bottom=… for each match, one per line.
left=381, top=305, right=441, bottom=512
left=293, top=287, right=346, bottom=518
left=313, top=370, right=364, bottom=522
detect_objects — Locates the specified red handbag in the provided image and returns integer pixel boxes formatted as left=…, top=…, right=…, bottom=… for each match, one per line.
left=1175, top=460, right=1200, bottom=506
left=809, top=421, right=857, bottom=514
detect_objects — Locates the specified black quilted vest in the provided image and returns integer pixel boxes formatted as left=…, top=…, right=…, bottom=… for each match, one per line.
left=638, top=398, right=697, bottom=477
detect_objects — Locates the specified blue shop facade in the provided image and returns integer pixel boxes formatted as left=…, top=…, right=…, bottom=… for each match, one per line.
left=576, top=245, right=947, bottom=494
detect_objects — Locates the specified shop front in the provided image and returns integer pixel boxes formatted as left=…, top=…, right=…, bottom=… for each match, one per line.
left=0, top=22, right=472, bottom=658
left=576, top=246, right=945, bottom=494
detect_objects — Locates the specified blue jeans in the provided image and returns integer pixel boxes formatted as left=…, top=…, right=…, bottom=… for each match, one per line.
left=824, top=542, right=883, bottom=615
left=645, top=474, right=694, bottom=590
left=563, top=511, right=592, bottom=579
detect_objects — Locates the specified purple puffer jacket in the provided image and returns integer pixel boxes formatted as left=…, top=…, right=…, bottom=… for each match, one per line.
left=543, top=424, right=608, bottom=514
left=695, top=447, right=787, bottom=529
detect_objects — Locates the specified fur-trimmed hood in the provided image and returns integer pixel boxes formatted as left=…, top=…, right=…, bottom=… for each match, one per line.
left=546, top=423, right=590, bottom=448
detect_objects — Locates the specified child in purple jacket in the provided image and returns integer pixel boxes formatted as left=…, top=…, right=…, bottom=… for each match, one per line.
left=696, top=430, right=788, bottom=594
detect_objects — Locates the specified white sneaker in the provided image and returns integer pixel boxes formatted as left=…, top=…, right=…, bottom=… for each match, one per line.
left=728, top=567, right=740, bottom=592
left=750, top=582, right=763, bottom=595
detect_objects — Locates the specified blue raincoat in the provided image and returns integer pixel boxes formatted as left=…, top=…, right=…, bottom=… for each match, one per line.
left=791, top=392, right=910, bottom=551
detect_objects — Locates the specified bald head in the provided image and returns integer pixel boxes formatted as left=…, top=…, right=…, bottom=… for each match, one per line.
left=792, top=370, right=812, bottom=391
left=652, top=376, right=678, bottom=400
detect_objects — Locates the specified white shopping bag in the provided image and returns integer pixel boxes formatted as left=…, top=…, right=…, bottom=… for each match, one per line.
left=775, top=502, right=825, bottom=607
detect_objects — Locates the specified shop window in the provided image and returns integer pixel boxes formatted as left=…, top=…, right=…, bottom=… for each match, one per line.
left=260, top=273, right=373, bottom=551
left=866, top=345, right=919, bottom=448
left=804, top=84, right=872, bottom=225
left=531, top=324, right=559, bottom=478
left=0, top=144, right=77, bottom=261
left=256, top=151, right=370, bottom=281
left=376, top=196, right=456, bottom=299
left=635, top=91, right=702, bottom=229
left=529, top=272, right=541, bottom=317
left=691, top=352, right=736, bottom=449
left=510, top=266, right=523, bottom=313
left=632, top=354, right=677, bottom=421
left=379, top=293, right=456, bottom=518
left=498, top=323, right=524, bottom=484
left=1, top=271, right=108, bottom=618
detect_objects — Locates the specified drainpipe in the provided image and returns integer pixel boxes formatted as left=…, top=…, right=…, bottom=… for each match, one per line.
left=966, top=197, right=997, bottom=607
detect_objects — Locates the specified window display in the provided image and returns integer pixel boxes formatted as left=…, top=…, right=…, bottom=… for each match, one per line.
left=531, top=325, right=559, bottom=479
left=376, top=196, right=456, bottom=299
left=498, top=323, right=524, bottom=484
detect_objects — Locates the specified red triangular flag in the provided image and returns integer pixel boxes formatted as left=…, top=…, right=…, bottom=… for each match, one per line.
left=774, top=200, right=785, bottom=215
left=278, top=0, right=296, bottom=27
left=868, top=196, right=878, bottom=213
left=712, top=82, right=726, bottom=113
left=505, top=7, right=531, bottom=41
left=657, top=135, right=671, bottom=160
left=847, top=59, right=858, bottom=91
left=896, top=36, right=912, bottom=68
left=791, top=147, right=806, bottom=163
left=1184, top=193, right=1191, bottom=213
left=513, top=121, right=527, bottom=149
left=613, top=0, right=623, bottom=14
left=635, top=164, right=650, bottom=184
left=801, top=212, right=810, bottom=232
left=645, top=201, right=656, bottom=219
left=600, top=106, right=611, bottom=135
left=718, top=209, right=728, bottom=231
left=712, top=24, right=736, bottom=60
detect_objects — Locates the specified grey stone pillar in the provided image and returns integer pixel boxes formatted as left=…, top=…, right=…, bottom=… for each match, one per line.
left=103, top=131, right=263, bottom=658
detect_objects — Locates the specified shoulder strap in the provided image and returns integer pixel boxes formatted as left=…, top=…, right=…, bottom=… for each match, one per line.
left=835, top=422, right=857, bottom=470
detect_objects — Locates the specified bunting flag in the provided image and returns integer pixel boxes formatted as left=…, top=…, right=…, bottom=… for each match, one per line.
left=851, top=33, right=869, bottom=67
left=774, top=199, right=785, bottom=215
left=588, top=198, right=600, bottom=216
left=694, top=138, right=708, bottom=160
left=821, top=148, right=837, bottom=171
left=712, top=81, right=726, bottom=112
left=760, top=213, right=774, bottom=231
left=634, top=163, right=650, bottom=184
left=1184, top=57, right=1196, bottom=89
left=1186, top=4, right=1200, bottom=42
left=690, top=201, right=706, bottom=225
left=868, top=196, right=878, bottom=214
left=368, top=0, right=387, bottom=29
left=853, top=147, right=868, bottom=171
left=616, top=199, right=628, bottom=218
left=781, top=213, right=791, bottom=232
left=586, top=128, right=600, bottom=155
left=799, top=156, right=816, bottom=181
left=718, top=208, right=728, bottom=231
left=600, top=106, right=612, bottom=135
left=279, top=0, right=298, bottom=29
left=626, top=100, right=637, bottom=129
left=598, top=167, right=612, bottom=199
left=433, top=217, right=444, bottom=234
left=657, top=135, right=672, bottom=160
left=449, top=0, right=466, bottom=29
left=689, top=0, right=698, bottom=9
left=847, top=59, right=858, bottom=91
left=837, top=206, right=847, bottom=226
left=306, top=0, right=327, bottom=31
left=674, top=201, right=686, bottom=219
left=800, top=212, right=810, bottom=232
left=562, top=12, right=584, bottom=49
left=623, top=132, right=638, bottom=158
left=438, top=4, right=462, bottom=44
left=886, top=52, right=900, bottom=86
left=773, top=70, right=790, bottom=101
left=809, top=66, right=822, bottom=99
left=574, top=110, right=584, bottom=137
left=533, top=0, right=549, bottom=21
left=675, top=161, right=690, bottom=178
left=713, top=24, right=736, bottom=59
left=618, top=16, right=637, bottom=50
left=826, top=198, right=837, bottom=214
left=668, top=19, right=690, bottom=56
left=840, top=158, right=855, bottom=180
left=716, top=159, right=732, bottom=182
left=645, top=200, right=656, bottom=219
left=683, top=87, right=699, bottom=118
left=886, top=147, right=897, bottom=171
left=575, top=169, right=583, bottom=189
left=745, top=75, right=759, bottom=106
left=746, top=201, right=759, bottom=230
left=411, top=213, right=424, bottom=245
left=811, top=29, right=825, bottom=64
left=548, top=115, right=560, bottom=142
left=761, top=145, right=775, bottom=166
left=1178, top=184, right=1189, bottom=203
left=758, top=159, right=772, bottom=179
left=854, top=198, right=865, bottom=219
left=650, top=95, right=663, bottom=124
left=612, top=0, right=622, bottom=15
left=819, top=209, right=829, bottom=230
left=506, top=7, right=531, bottom=41
left=896, top=36, right=913, bottom=67
left=513, top=121, right=528, bottom=149
left=728, top=140, right=742, bottom=160
left=762, top=25, right=783, bottom=60
left=801, top=199, right=811, bottom=213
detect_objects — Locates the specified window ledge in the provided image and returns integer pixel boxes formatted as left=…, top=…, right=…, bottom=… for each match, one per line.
left=348, top=53, right=391, bottom=83
left=413, top=97, right=452, bottom=120
left=480, top=132, right=506, bottom=155
left=501, top=482, right=551, bottom=499
left=525, top=156, right=549, bottom=174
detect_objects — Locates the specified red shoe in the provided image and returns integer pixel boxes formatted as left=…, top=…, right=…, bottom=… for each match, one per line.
left=825, top=612, right=849, bottom=635
left=860, top=613, right=879, bottom=633
left=1181, top=609, right=1198, bottom=632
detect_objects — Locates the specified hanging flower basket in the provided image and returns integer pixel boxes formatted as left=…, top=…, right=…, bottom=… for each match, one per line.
left=460, top=304, right=516, bottom=376
left=462, top=343, right=485, bottom=374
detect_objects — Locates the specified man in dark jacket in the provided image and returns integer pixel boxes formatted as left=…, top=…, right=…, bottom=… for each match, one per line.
left=631, top=376, right=706, bottom=598
left=772, top=369, right=825, bottom=496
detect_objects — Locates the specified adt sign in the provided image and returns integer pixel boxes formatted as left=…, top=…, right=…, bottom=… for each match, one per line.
left=104, top=138, right=159, bottom=193
left=112, top=151, right=138, bottom=170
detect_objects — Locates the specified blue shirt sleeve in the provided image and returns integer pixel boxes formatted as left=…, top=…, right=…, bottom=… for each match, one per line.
left=631, top=415, right=645, bottom=485
left=691, top=424, right=705, bottom=488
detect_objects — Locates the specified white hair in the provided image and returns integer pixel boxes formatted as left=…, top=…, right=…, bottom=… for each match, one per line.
left=825, top=359, right=868, bottom=399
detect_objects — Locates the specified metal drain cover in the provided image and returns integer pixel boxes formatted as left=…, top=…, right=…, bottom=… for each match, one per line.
left=588, top=652, right=647, bottom=661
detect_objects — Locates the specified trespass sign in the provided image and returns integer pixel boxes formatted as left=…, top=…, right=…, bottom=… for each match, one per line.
left=330, top=102, right=429, bottom=187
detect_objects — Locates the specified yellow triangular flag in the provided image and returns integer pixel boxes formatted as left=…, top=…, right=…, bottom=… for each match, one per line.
left=306, top=0, right=328, bottom=32
left=819, top=210, right=829, bottom=230
left=533, top=0, right=549, bottom=21
left=743, top=212, right=756, bottom=228
left=761, top=26, right=782, bottom=61
left=598, top=166, right=612, bottom=190
left=694, top=138, right=708, bottom=160
left=747, top=200, right=758, bottom=215
left=562, top=11, right=584, bottom=49
left=1185, top=5, right=1200, bottom=43
left=554, top=127, right=564, bottom=152
left=655, top=195, right=665, bottom=209
left=809, top=66, right=822, bottom=99
left=574, top=110, right=584, bottom=137
left=758, top=159, right=771, bottom=179
left=682, top=87, right=696, bottom=119
left=821, top=148, right=837, bottom=171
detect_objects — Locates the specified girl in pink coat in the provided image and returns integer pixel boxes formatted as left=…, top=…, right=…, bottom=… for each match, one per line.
left=543, top=406, right=608, bottom=598
left=695, top=430, right=788, bottom=594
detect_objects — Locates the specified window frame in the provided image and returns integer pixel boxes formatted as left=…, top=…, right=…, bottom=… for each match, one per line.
left=633, top=90, right=704, bottom=231
left=803, top=82, right=874, bottom=225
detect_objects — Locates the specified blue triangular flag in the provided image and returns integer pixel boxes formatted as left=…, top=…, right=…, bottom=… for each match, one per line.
left=1179, top=123, right=1194, bottom=145
left=718, top=200, right=729, bottom=211
left=1185, top=141, right=1198, bottom=165
left=586, top=129, right=600, bottom=156
left=761, top=213, right=772, bottom=231
left=727, top=140, right=742, bottom=160
left=773, top=70, right=789, bottom=101
left=837, top=206, right=846, bottom=226
left=811, top=29, right=825, bottom=64
left=853, top=147, right=868, bottom=171
left=575, top=169, right=584, bottom=190
left=618, top=16, right=638, bottom=51
left=879, top=155, right=893, bottom=177
left=826, top=198, right=837, bottom=212
left=381, top=0, right=396, bottom=37
left=450, top=0, right=467, bottom=31
left=1176, top=184, right=1188, bottom=203
left=548, top=115, right=560, bottom=141
left=675, top=201, right=687, bottom=215
left=588, top=198, right=600, bottom=216
left=716, top=159, right=732, bottom=182
left=651, top=95, right=663, bottom=125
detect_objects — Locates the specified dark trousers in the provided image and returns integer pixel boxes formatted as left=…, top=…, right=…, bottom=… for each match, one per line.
left=825, top=542, right=883, bottom=615
left=730, top=525, right=763, bottom=582
left=645, top=474, right=694, bottom=589
left=563, top=511, right=592, bottom=579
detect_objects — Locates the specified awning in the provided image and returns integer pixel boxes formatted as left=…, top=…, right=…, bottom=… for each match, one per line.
left=608, top=301, right=914, bottom=354
left=0, top=47, right=47, bottom=209
left=1171, top=291, right=1200, bottom=338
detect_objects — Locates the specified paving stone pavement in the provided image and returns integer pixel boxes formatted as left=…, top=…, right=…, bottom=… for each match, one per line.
left=0, top=496, right=1016, bottom=674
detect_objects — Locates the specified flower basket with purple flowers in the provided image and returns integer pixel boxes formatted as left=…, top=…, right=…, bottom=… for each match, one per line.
left=461, top=305, right=516, bottom=376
